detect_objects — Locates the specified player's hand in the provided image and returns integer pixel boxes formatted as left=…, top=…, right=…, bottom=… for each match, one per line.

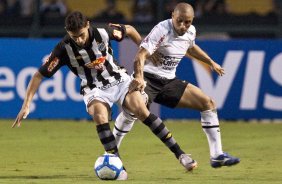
left=12, top=106, right=30, bottom=128
left=129, top=77, right=145, bottom=93
left=211, top=62, right=225, bottom=76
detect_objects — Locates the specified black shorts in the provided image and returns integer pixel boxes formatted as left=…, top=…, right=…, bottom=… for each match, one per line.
left=144, top=72, right=188, bottom=108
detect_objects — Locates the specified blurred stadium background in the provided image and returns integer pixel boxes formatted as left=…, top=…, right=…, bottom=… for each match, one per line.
left=0, top=0, right=282, bottom=38
left=0, top=0, right=282, bottom=120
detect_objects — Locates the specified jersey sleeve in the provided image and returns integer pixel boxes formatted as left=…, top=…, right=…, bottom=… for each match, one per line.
left=105, top=23, right=126, bottom=42
left=140, top=23, right=167, bottom=55
left=38, top=42, right=67, bottom=78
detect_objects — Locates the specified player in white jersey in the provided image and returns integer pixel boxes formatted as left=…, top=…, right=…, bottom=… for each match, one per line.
left=114, top=3, right=240, bottom=168
left=12, top=11, right=198, bottom=178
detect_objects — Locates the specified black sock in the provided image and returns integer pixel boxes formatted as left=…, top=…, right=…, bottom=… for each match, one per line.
left=96, top=123, right=119, bottom=155
left=143, top=113, right=184, bottom=158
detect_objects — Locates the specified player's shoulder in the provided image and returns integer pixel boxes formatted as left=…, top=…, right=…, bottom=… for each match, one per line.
left=186, top=25, right=196, bottom=39
left=96, top=27, right=108, bottom=38
left=88, top=25, right=108, bottom=41
left=51, top=35, right=69, bottom=54
left=61, top=35, right=71, bottom=46
left=188, top=25, right=196, bottom=34
left=154, top=19, right=171, bottom=33
left=143, top=20, right=170, bottom=42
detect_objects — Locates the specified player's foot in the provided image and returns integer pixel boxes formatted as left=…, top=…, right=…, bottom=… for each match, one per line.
left=117, top=169, right=128, bottom=180
left=179, top=154, right=198, bottom=171
left=210, top=152, right=240, bottom=168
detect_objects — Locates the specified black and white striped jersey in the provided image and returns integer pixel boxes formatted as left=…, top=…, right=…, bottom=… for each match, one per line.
left=39, top=24, right=127, bottom=94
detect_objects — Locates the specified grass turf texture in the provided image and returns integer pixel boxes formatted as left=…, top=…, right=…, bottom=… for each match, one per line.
left=0, top=120, right=282, bottom=184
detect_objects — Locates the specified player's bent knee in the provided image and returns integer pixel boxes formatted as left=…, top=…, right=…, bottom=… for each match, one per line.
left=124, top=93, right=149, bottom=121
left=93, top=113, right=108, bottom=124
left=210, top=99, right=217, bottom=109
left=131, top=107, right=149, bottom=121
left=202, top=97, right=216, bottom=111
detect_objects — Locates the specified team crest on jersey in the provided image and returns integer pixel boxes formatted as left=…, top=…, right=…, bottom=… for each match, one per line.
left=47, top=57, right=59, bottom=72
left=188, top=31, right=194, bottom=35
left=97, top=42, right=106, bottom=52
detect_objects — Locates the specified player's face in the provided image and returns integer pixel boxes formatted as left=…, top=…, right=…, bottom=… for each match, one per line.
left=67, top=22, right=90, bottom=47
left=172, top=11, right=194, bottom=36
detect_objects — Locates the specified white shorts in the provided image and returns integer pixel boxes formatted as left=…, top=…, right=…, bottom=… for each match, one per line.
left=83, top=74, right=131, bottom=110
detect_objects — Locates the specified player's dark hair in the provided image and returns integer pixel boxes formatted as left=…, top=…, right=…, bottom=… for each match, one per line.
left=65, top=11, right=88, bottom=32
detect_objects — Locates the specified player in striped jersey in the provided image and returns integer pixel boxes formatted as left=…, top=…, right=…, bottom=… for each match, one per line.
left=114, top=3, right=240, bottom=168
left=12, top=11, right=197, bottom=178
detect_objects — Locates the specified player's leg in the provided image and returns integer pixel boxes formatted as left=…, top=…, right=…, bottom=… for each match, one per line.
left=88, top=100, right=128, bottom=179
left=176, top=83, right=240, bottom=167
left=84, top=86, right=128, bottom=180
left=87, top=100, right=120, bottom=155
left=113, top=91, right=148, bottom=148
left=113, top=111, right=136, bottom=148
left=176, top=83, right=223, bottom=158
left=123, top=91, right=197, bottom=171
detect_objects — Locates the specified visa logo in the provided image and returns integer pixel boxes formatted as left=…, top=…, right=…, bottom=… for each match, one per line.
left=192, top=51, right=282, bottom=111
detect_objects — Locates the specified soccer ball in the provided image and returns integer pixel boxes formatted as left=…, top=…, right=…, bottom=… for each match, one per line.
left=94, top=153, right=124, bottom=180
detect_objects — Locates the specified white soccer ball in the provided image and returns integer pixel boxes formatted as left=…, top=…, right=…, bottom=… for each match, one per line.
left=94, top=153, right=123, bottom=180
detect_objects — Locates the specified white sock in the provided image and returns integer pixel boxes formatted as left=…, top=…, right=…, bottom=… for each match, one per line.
left=113, top=111, right=136, bottom=148
left=200, top=110, right=224, bottom=158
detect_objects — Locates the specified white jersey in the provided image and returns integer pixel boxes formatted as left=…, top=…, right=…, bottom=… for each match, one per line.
left=141, top=19, right=196, bottom=79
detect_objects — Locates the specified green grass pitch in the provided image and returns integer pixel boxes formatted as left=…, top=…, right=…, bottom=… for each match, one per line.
left=1, top=119, right=282, bottom=184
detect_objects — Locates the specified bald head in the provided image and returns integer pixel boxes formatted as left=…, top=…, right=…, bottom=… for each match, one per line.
left=171, top=3, right=194, bottom=36
left=173, top=3, right=194, bottom=17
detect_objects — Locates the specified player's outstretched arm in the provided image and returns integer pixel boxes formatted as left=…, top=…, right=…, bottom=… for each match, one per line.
left=124, top=25, right=142, bottom=46
left=186, top=44, right=225, bottom=76
left=12, top=71, right=44, bottom=128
